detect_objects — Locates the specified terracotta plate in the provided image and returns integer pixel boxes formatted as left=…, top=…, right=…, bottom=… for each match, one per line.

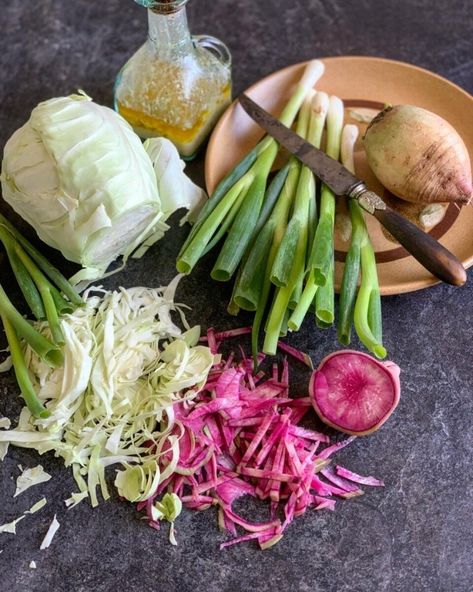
left=205, top=56, right=473, bottom=295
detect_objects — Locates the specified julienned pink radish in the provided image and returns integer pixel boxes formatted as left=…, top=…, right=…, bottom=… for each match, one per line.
left=138, top=330, right=386, bottom=550
left=309, top=350, right=401, bottom=436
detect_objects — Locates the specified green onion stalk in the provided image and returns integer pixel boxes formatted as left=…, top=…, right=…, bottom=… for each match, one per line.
left=311, top=98, right=344, bottom=329
left=237, top=158, right=301, bottom=363
left=0, top=218, right=83, bottom=416
left=337, top=124, right=386, bottom=358
left=262, top=92, right=321, bottom=354
left=0, top=283, right=63, bottom=367
left=308, top=96, right=344, bottom=290
left=0, top=227, right=64, bottom=345
left=242, top=119, right=310, bottom=360
left=287, top=92, right=330, bottom=332
left=1, top=314, right=49, bottom=418
left=227, top=162, right=291, bottom=316
left=176, top=60, right=326, bottom=278
left=0, top=214, right=83, bottom=307
left=235, top=93, right=316, bottom=358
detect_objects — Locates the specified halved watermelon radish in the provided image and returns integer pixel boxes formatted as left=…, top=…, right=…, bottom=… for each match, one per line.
left=309, top=350, right=401, bottom=436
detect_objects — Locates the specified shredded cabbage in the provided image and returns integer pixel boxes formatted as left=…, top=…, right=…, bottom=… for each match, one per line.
left=0, top=280, right=216, bottom=507
left=0, top=418, right=11, bottom=429
left=14, top=465, right=51, bottom=497
left=0, top=418, right=10, bottom=461
left=150, top=492, right=182, bottom=546
left=39, top=515, right=60, bottom=550
left=115, top=461, right=160, bottom=503
left=0, top=515, right=25, bottom=534
left=0, top=497, right=48, bottom=536
left=64, top=492, right=89, bottom=508
left=151, top=492, right=182, bottom=523
left=25, top=497, right=48, bottom=514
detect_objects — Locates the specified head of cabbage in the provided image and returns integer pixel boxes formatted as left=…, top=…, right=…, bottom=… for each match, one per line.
left=1, top=93, right=206, bottom=285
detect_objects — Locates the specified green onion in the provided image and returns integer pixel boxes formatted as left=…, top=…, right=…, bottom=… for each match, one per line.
left=0, top=216, right=89, bottom=417
left=229, top=163, right=291, bottom=313
left=211, top=144, right=278, bottom=281
left=316, top=317, right=333, bottom=329
left=337, top=124, right=361, bottom=344
left=177, top=174, right=252, bottom=273
left=289, top=278, right=302, bottom=310
left=11, top=241, right=64, bottom=345
left=254, top=163, right=291, bottom=236
left=308, top=96, right=344, bottom=285
left=337, top=217, right=361, bottom=344
left=202, top=185, right=249, bottom=256
left=337, top=124, right=386, bottom=358
left=315, top=258, right=335, bottom=324
left=1, top=314, right=49, bottom=418
left=263, top=93, right=323, bottom=354
left=248, top=159, right=301, bottom=359
left=0, top=283, right=63, bottom=367
left=354, top=242, right=386, bottom=358
left=234, top=221, right=275, bottom=311
left=227, top=292, right=240, bottom=316
left=1, top=233, right=45, bottom=321
left=0, top=226, right=64, bottom=345
left=0, top=214, right=83, bottom=307
left=269, top=94, right=312, bottom=287
left=234, top=158, right=300, bottom=310
left=50, top=286, right=75, bottom=316
left=176, top=60, right=325, bottom=277
left=263, top=221, right=307, bottom=353
left=287, top=92, right=329, bottom=331
left=288, top=270, right=318, bottom=331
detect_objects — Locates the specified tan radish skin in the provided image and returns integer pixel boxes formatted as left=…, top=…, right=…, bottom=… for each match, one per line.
left=363, top=105, right=472, bottom=204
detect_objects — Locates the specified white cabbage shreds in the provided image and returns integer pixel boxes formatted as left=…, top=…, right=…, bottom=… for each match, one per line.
left=14, top=465, right=52, bottom=497
left=39, top=515, right=60, bottom=550
left=0, top=280, right=217, bottom=507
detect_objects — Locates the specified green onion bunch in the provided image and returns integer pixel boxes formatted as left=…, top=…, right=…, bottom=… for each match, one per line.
left=177, top=60, right=385, bottom=362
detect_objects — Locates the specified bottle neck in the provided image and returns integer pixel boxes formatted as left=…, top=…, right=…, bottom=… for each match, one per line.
left=147, top=5, right=193, bottom=58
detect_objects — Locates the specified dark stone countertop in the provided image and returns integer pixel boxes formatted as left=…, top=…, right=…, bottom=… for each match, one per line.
left=0, top=1, right=472, bottom=591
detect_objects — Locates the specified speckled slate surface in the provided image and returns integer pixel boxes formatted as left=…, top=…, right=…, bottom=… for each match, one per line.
left=0, top=1, right=472, bottom=591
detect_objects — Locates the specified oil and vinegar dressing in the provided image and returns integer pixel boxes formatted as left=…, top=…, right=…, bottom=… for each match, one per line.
left=114, top=1, right=232, bottom=159
left=116, top=61, right=231, bottom=158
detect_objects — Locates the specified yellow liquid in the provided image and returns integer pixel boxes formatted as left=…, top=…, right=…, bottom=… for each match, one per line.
left=117, top=84, right=231, bottom=158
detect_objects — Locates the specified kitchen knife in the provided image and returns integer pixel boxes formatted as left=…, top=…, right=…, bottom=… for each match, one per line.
left=239, top=93, right=467, bottom=287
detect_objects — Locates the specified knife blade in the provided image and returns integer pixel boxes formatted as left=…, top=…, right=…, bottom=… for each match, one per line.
left=238, top=93, right=466, bottom=287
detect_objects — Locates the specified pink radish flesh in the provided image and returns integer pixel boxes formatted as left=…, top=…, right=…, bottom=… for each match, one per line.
left=310, top=351, right=400, bottom=435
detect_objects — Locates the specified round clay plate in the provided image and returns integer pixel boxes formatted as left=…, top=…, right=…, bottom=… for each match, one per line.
left=205, top=56, right=473, bottom=295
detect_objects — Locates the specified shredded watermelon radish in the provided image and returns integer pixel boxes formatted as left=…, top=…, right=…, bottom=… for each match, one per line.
left=139, top=330, right=384, bottom=549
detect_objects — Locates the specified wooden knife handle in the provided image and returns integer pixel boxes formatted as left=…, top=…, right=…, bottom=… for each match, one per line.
left=373, top=206, right=467, bottom=286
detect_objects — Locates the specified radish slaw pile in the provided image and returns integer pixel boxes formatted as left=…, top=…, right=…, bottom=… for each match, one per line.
left=138, top=328, right=384, bottom=550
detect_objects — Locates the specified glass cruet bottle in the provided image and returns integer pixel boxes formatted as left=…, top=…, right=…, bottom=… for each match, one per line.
left=114, top=0, right=232, bottom=160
